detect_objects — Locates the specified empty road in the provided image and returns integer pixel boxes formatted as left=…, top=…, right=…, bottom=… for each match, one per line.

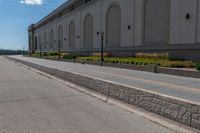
left=0, top=56, right=176, bottom=133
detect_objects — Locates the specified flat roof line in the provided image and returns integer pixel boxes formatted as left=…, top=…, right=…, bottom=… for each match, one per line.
left=34, top=0, right=76, bottom=27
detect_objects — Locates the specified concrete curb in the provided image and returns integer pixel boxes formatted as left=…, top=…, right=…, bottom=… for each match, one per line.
left=8, top=57, right=200, bottom=131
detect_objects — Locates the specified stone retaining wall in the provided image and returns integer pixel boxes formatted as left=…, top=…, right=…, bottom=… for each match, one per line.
left=9, top=57, right=200, bottom=130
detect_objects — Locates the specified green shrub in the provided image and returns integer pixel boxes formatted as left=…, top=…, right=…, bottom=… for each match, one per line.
left=156, top=63, right=161, bottom=66
left=77, top=56, right=195, bottom=68
left=196, top=61, right=200, bottom=70
left=47, top=52, right=60, bottom=56
left=162, top=61, right=195, bottom=68
left=139, top=62, right=144, bottom=65
left=144, top=62, right=148, bottom=66
left=31, top=52, right=41, bottom=57
left=126, top=61, right=130, bottom=64
left=43, top=52, right=48, bottom=56
left=131, top=61, right=135, bottom=65
left=63, top=53, right=80, bottom=60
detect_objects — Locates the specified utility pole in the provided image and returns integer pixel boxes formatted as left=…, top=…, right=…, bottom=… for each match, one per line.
left=100, top=32, right=104, bottom=66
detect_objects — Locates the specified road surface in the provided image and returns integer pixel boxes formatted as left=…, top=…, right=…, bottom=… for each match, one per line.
left=11, top=55, right=200, bottom=103
left=0, top=56, right=176, bottom=133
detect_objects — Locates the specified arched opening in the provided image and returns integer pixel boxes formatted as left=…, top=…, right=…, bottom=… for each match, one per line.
left=58, top=26, right=63, bottom=50
left=106, top=3, right=121, bottom=48
left=84, top=14, right=93, bottom=48
left=43, top=32, right=47, bottom=51
left=50, top=29, right=54, bottom=50
left=144, top=0, right=170, bottom=44
left=69, top=21, right=76, bottom=48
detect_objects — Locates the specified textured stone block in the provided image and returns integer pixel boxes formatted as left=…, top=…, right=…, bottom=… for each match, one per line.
left=192, top=114, right=200, bottom=121
left=170, top=110, right=179, bottom=119
left=182, top=112, right=191, bottom=125
left=187, top=105, right=199, bottom=114
left=169, top=103, right=180, bottom=111
left=191, top=119, right=200, bottom=129
left=91, top=79, right=110, bottom=95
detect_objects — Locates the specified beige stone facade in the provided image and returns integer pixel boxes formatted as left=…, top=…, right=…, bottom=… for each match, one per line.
left=28, top=0, right=200, bottom=60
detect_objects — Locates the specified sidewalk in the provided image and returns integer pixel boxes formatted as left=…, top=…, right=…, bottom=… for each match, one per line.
left=10, top=55, right=200, bottom=103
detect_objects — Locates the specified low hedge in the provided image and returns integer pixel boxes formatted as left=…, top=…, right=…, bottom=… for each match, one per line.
left=32, top=52, right=81, bottom=60
left=32, top=52, right=45, bottom=57
left=63, top=53, right=80, bottom=60
left=78, top=56, right=195, bottom=68
left=47, top=52, right=60, bottom=56
left=196, top=61, right=200, bottom=71
left=32, top=53, right=197, bottom=69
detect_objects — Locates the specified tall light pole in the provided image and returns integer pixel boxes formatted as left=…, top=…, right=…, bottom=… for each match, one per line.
left=100, top=0, right=104, bottom=67
left=58, top=40, right=61, bottom=59
left=23, top=47, right=25, bottom=56
left=100, top=32, right=104, bottom=66
left=40, top=43, right=42, bottom=57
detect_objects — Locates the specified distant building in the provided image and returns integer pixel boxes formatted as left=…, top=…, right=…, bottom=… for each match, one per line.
left=28, top=0, right=200, bottom=60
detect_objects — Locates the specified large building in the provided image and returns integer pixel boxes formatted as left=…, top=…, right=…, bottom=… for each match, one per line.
left=28, top=0, right=200, bottom=60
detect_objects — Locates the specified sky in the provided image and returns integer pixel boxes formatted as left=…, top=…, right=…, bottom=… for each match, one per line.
left=0, top=0, right=66, bottom=50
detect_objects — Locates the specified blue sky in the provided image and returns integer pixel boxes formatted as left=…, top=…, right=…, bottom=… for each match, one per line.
left=0, top=0, right=66, bottom=50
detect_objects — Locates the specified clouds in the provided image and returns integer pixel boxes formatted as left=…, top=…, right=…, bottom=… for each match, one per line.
left=20, top=0, right=44, bottom=5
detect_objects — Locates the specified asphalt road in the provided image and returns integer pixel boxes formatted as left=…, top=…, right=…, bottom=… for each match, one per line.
left=11, top=55, right=200, bottom=103
left=0, top=56, right=176, bottom=133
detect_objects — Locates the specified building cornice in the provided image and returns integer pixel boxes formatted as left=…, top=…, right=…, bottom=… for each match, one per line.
left=35, top=0, right=77, bottom=27
left=32, top=0, right=95, bottom=31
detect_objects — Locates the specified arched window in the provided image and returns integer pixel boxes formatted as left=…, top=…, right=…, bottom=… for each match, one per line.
left=58, top=26, right=63, bottom=50
left=69, top=21, right=76, bottom=49
left=84, top=14, right=93, bottom=48
left=144, top=0, right=170, bottom=44
left=50, top=30, right=54, bottom=50
left=106, top=3, right=121, bottom=48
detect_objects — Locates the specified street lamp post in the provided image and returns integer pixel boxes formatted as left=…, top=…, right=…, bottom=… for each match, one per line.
left=58, top=40, right=61, bottom=59
left=100, top=32, right=104, bottom=66
left=23, top=47, right=25, bottom=56
left=40, top=43, right=42, bottom=57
